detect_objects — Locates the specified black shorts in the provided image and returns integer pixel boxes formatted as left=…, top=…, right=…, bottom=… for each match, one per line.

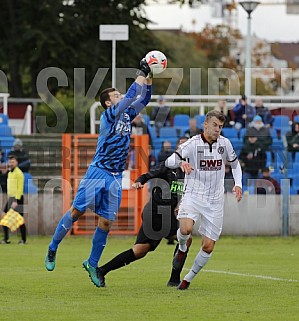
left=135, top=202, right=178, bottom=251
left=4, top=196, right=24, bottom=215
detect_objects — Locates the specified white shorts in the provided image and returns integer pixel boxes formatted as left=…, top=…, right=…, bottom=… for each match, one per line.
left=177, top=194, right=224, bottom=241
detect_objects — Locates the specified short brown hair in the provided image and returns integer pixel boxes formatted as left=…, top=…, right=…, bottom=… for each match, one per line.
left=99, top=88, right=117, bottom=109
left=8, top=155, right=17, bottom=161
left=205, top=110, right=226, bottom=123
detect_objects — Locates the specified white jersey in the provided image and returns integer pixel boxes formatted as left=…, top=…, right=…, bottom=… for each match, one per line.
left=177, top=133, right=238, bottom=203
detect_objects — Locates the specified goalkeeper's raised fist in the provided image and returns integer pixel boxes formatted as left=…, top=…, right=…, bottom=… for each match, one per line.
left=136, top=58, right=151, bottom=78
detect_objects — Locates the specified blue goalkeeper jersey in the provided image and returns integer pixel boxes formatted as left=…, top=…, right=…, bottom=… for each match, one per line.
left=91, top=81, right=152, bottom=172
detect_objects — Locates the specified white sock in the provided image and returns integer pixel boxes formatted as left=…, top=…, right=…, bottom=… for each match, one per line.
left=184, top=248, right=212, bottom=282
left=177, top=228, right=190, bottom=252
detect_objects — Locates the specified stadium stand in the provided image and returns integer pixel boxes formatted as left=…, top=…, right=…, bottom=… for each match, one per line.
left=221, top=127, right=238, bottom=139
left=173, top=114, right=190, bottom=127
left=0, top=113, right=15, bottom=160
left=23, top=172, right=38, bottom=194
left=293, top=115, right=299, bottom=123
left=269, top=127, right=278, bottom=139
left=145, top=110, right=299, bottom=196
left=0, top=113, right=9, bottom=125
left=194, top=114, right=206, bottom=129
left=239, top=127, right=247, bottom=140
left=0, top=125, right=12, bottom=136
left=141, top=113, right=150, bottom=127
left=173, top=115, right=190, bottom=137
left=0, top=114, right=38, bottom=194
left=273, top=115, right=291, bottom=135
left=157, top=127, right=179, bottom=152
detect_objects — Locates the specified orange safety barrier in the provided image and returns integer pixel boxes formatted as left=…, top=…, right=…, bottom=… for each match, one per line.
left=61, top=134, right=149, bottom=235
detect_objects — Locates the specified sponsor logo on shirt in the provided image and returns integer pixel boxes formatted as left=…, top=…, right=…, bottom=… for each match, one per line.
left=170, top=180, right=184, bottom=195
left=115, top=113, right=131, bottom=136
left=199, top=159, right=222, bottom=171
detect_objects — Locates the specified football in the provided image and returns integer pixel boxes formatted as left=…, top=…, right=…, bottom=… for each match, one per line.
left=145, top=50, right=167, bottom=75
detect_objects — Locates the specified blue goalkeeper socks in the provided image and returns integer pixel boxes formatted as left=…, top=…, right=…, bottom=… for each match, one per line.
left=49, top=210, right=74, bottom=251
left=88, top=227, right=109, bottom=268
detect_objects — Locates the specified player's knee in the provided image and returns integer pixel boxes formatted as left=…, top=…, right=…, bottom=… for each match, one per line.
left=133, top=244, right=150, bottom=259
left=98, top=217, right=112, bottom=231
left=203, top=247, right=213, bottom=254
left=202, top=243, right=214, bottom=254
left=180, top=226, right=192, bottom=235
left=134, top=250, right=147, bottom=259
left=70, top=207, right=83, bottom=220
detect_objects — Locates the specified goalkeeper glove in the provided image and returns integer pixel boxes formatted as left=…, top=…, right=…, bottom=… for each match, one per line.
left=136, top=58, right=151, bottom=78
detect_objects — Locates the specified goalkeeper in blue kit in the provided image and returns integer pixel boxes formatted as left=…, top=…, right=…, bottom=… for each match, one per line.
left=45, top=58, right=152, bottom=288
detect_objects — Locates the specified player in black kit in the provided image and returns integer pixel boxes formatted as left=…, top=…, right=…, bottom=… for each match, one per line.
left=97, top=137, right=192, bottom=287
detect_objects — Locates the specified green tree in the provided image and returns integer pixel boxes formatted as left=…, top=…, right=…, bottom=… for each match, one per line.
left=154, top=30, right=208, bottom=96
left=191, top=24, right=241, bottom=69
left=35, top=91, right=94, bottom=133
left=0, top=0, right=159, bottom=98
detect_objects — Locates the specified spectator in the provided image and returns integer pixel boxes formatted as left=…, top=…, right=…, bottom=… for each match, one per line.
left=130, top=114, right=153, bottom=170
left=0, top=155, right=26, bottom=244
left=131, top=113, right=152, bottom=144
left=128, top=144, right=156, bottom=171
left=239, top=134, right=266, bottom=191
left=184, top=118, right=202, bottom=138
left=157, top=140, right=173, bottom=163
left=8, top=138, right=31, bottom=173
left=254, top=98, right=273, bottom=128
left=244, top=115, right=272, bottom=151
left=131, top=113, right=148, bottom=135
left=152, top=95, right=171, bottom=137
left=214, top=100, right=232, bottom=127
left=286, top=122, right=299, bottom=159
left=148, top=145, right=156, bottom=170
left=233, top=95, right=256, bottom=131
left=0, top=162, right=8, bottom=193
left=0, top=148, right=7, bottom=192
left=0, top=148, right=5, bottom=163
left=256, top=167, right=281, bottom=195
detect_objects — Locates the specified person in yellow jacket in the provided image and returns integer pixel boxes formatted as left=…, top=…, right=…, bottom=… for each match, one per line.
left=1, top=155, right=26, bottom=244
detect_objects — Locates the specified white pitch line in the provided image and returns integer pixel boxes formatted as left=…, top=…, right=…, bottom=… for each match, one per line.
left=183, top=268, right=299, bottom=283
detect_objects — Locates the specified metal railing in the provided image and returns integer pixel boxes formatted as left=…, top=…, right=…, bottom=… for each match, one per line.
left=20, top=104, right=32, bottom=135
left=0, top=93, right=9, bottom=115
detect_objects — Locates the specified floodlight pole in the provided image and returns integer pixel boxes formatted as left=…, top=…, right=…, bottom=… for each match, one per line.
left=239, top=1, right=260, bottom=97
left=245, top=12, right=252, bottom=98
left=112, top=39, right=116, bottom=88
left=99, top=25, right=129, bottom=88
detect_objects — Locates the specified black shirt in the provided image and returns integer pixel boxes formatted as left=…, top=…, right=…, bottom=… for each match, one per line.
left=136, top=161, right=184, bottom=210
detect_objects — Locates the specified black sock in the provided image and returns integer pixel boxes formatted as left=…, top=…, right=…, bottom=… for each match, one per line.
left=168, top=243, right=189, bottom=283
left=173, top=243, right=179, bottom=257
left=100, top=249, right=137, bottom=275
left=20, top=224, right=27, bottom=242
left=168, top=244, right=180, bottom=283
left=169, top=269, right=181, bottom=283
left=3, top=226, right=9, bottom=241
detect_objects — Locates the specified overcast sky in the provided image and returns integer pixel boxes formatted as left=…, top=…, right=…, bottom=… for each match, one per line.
left=144, top=3, right=299, bottom=43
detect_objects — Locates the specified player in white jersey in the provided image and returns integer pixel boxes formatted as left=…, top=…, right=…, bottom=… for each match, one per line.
left=165, top=110, right=242, bottom=290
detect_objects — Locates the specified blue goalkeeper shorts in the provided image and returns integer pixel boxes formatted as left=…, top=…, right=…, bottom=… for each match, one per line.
left=73, top=165, right=122, bottom=221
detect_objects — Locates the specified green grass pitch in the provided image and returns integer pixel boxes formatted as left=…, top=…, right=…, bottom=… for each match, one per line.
left=1, top=235, right=299, bottom=321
